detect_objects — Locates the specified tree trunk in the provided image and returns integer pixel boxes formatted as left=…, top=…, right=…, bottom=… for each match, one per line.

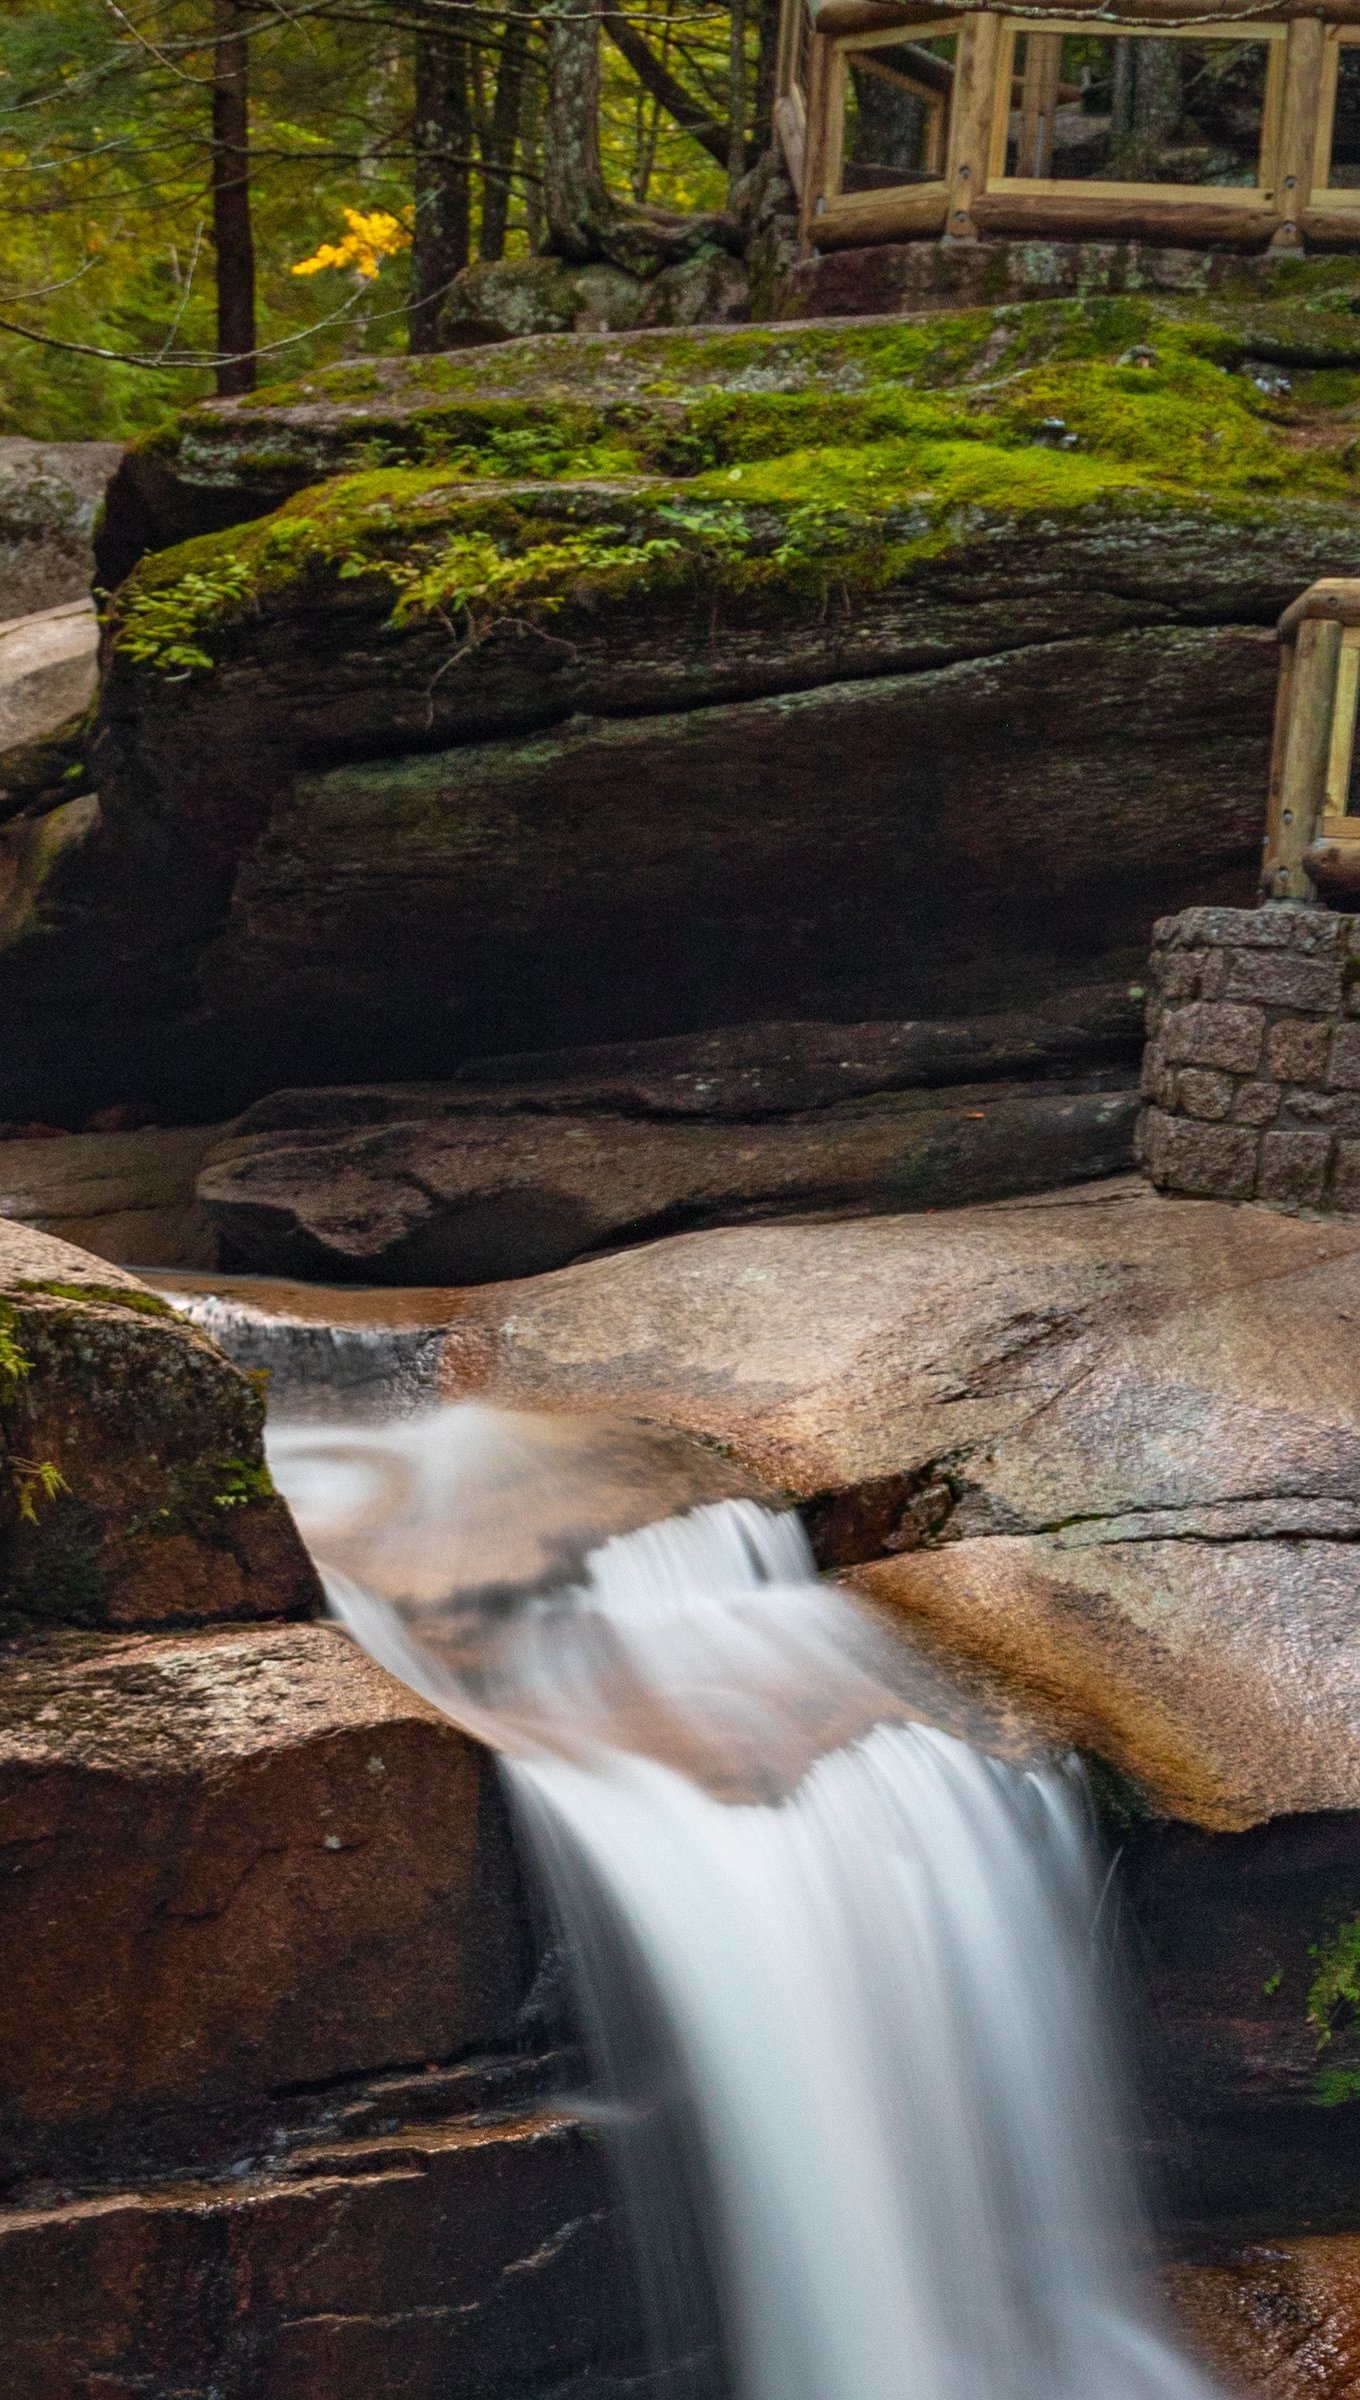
left=726, top=0, right=748, bottom=201
left=602, top=10, right=729, bottom=169
left=521, top=50, right=545, bottom=252
left=541, top=0, right=613, bottom=261
left=1112, top=37, right=1181, bottom=179
left=540, top=0, right=737, bottom=271
left=753, top=0, right=780, bottom=157
left=211, top=0, right=256, bottom=398
left=409, top=1, right=472, bottom=353
left=480, top=16, right=528, bottom=261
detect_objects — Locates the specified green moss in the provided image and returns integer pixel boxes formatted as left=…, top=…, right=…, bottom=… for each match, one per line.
left=1308, top=1915, right=1360, bottom=2045
left=1305, top=1915, right=1360, bottom=2105
left=15, top=1280, right=175, bottom=1317
left=110, top=288, right=1360, bottom=679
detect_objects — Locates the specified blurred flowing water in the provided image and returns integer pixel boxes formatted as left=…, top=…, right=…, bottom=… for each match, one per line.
left=269, top=1405, right=1220, bottom=2400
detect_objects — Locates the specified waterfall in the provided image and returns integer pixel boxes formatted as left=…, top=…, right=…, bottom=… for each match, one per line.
left=270, top=1406, right=1221, bottom=2400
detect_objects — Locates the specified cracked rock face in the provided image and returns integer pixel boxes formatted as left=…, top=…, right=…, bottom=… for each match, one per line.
left=416, top=1177, right=1360, bottom=1831
left=0, top=1618, right=529, bottom=2182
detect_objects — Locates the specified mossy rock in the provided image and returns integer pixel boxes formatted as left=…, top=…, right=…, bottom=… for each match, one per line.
left=0, top=1220, right=320, bottom=1633
left=95, top=287, right=1360, bottom=591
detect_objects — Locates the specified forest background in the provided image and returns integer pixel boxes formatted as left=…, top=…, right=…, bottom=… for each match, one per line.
left=0, top=0, right=776, bottom=440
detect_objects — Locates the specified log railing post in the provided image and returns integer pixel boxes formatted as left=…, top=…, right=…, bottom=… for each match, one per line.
left=944, top=9, right=1000, bottom=244
left=1270, top=17, right=1325, bottom=251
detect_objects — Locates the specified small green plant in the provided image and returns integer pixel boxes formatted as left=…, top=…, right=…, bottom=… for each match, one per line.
left=1262, top=1967, right=1283, bottom=1996
left=9, top=1458, right=69, bottom=1524
left=213, top=1455, right=275, bottom=1509
left=116, top=554, right=255, bottom=677
left=0, top=1303, right=28, bottom=1386
left=0, top=1302, right=67, bottom=1525
left=1308, top=1917, right=1360, bottom=2045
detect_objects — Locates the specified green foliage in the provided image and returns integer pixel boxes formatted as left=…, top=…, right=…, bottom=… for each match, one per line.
left=1308, top=1917, right=1360, bottom=2047
left=10, top=1456, right=70, bottom=1525
left=212, top=1455, right=275, bottom=1510
left=0, top=1302, right=29, bottom=1387
left=0, top=1300, right=66, bottom=1528
left=1305, top=1916, right=1360, bottom=2105
left=115, top=554, right=257, bottom=676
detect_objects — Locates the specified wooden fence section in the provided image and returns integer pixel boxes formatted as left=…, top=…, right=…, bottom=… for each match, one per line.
left=779, top=0, right=1360, bottom=253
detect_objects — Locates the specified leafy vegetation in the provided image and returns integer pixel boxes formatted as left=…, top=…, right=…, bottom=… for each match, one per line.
left=0, top=0, right=756, bottom=439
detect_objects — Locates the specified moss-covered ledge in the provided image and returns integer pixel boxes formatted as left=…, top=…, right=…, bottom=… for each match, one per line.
left=0, top=1221, right=320, bottom=1634
left=95, top=283, right=1360, bottom=588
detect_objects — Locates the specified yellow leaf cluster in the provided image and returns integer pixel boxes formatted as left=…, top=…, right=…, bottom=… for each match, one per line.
left=292, top=206, right=411, bottom=281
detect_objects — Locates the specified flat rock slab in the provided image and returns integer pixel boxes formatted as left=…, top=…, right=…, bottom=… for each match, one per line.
left=0, top=597, right=97, bottom=756
left=0, top=1219, right=317, bottom=1633
left=0, top=1619, right=527, bottom=2178
left=0, top=1121, right=222, bottom=1268
left=199, top=1078, right=1137, bottom=1284
left=416, top=1179, right=1360, bottom=1828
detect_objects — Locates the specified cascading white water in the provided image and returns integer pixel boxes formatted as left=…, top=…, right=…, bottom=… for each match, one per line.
left=269, top=1407, right=1221, bottom=2400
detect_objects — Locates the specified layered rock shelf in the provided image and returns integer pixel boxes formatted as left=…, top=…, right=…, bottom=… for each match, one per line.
left=14, top=289, right=1360, bottom=1120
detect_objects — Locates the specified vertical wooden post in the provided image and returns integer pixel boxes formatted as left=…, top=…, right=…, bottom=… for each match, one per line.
left=1268, top=618, right=1342, bottom=900
left=1269, top=18, right=1325, bottom=250
left=799, top=30, right=836, bottom=245
left=944, top=10, right=1000, bottom=243
left=1017, top=31, right=1062, bottom=178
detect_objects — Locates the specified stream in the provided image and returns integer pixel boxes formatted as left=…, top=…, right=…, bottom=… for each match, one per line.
left=268, top=1402, right=1222, bottom=2400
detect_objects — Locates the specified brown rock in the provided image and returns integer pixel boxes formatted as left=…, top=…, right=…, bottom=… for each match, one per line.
left=0, top=599, right=97, bottom=760
left=370, top=1180, right=1360, bottom=1830
left=1257, top=1128, right=1332, bottom=1208
left=0, top=1620, right=528, bottom=2178
left=0, top=1122, right=222, bottom=1268
left=1169, top=2237, right=1360, bottom=2400
left=1265, top=1016, right=1330, bottom=1086
left=0, top=1220, right=318, bottom=1633
left=853, top=1535, right=1360, bottom=1830
left=1174, top=1068, right=1233, bottom=1122
left=1160, top=1002, right=1265, bottom=1075
left=0, top=2103, right=637, bottom=2400
left=198, top=1079, right=1137, bottom=1284
left=1223, top=949, right=1344, bottom=1013
left=1142, top=1109, right=1259, bottom=1199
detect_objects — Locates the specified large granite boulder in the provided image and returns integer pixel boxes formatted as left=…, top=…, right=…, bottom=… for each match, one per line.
left=0, top=438, right=120, bottom=618
left=0, top=1219, right=317, bottom=1632
left=0, top=1121, right=222, bottom=1267
left=9, top=293, right=1360, bottom=1119
left=0, top=1620, right=526, bottom=2182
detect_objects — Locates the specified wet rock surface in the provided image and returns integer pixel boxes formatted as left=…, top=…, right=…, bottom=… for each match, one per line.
left=1, top=2097, right=646, bottom=2400
left=0, top=1220, right=318, bottom=1633
left=381, top=1178, right=1360, bottom=1832
left=1169, top=2235, right=1360, bottom=2400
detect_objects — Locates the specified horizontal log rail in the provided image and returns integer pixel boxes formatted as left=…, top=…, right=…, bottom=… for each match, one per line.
left=778, top=0, right=1360, bottom=255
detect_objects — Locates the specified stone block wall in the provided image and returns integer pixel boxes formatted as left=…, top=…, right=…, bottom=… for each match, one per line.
left=1139, top=905, right=1360, bottom=1210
